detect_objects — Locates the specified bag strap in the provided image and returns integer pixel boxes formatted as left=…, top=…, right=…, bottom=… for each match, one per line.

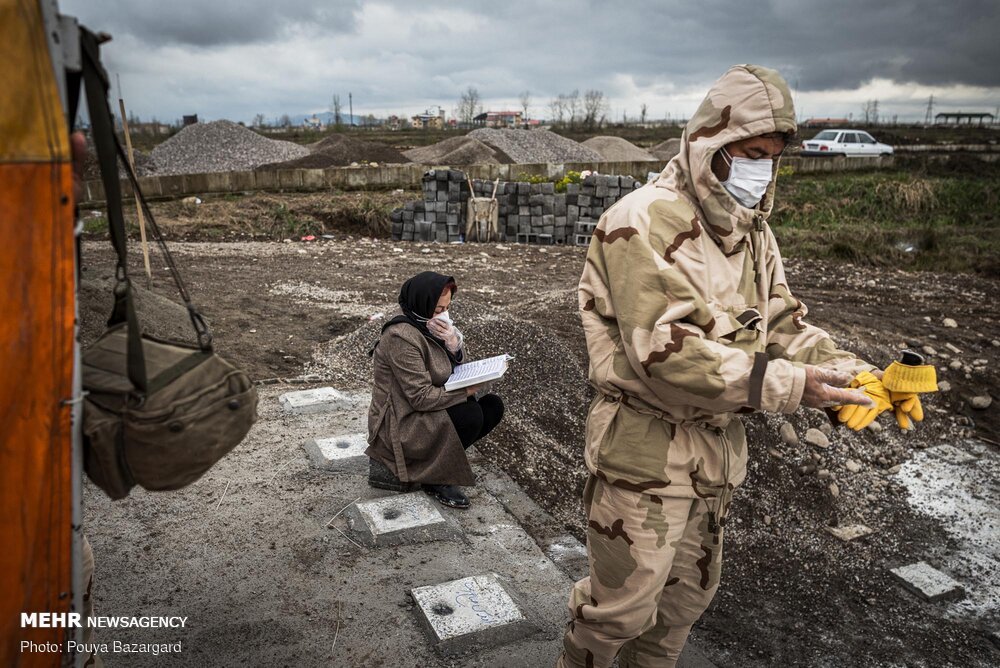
left=79, top=28, right=213, bottom=393
left=80, top=28, right=148, bottom=393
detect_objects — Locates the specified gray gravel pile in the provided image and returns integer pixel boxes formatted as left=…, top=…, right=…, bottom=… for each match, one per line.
left=650, top=137, right=682, bottom=161
left=468, top=128, right=603, bottom=164
left=151, top=120, right=309, bottom=175
left=582, top=136, right=657, bottom=162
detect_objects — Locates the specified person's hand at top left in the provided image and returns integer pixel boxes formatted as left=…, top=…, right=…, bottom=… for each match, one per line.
left=427, top=317, right=461, bottom=353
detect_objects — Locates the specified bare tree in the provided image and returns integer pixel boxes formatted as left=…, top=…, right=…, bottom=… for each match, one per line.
left=519, top=90, right=531, bottom=124
left=331, top=95, right=344, bottom=129
left=583, top=89, right=606, bottom=130
left=860, top=99, right=880, bottom=125
left=252, top=113, right=266, bottom=128
left=566, top=90, right=580, bottom=128
left=640, top=103, right=648, bottom=125
left=457, top=86, right=482, bottom=126
left=548, top=96, right=565, bottom=126
left=279, top=114, right=292, bottom=128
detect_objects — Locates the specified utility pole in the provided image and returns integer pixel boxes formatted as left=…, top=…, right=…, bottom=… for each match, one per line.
left=349, top=92, right=353, bottom=127
left=924, top=94, right=934, bottom=125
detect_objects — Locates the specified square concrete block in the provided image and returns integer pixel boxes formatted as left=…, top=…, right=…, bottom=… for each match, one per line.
left=411, top=574, right=534, bottom=655
left=303, top=432, right=368, bottom=471
left=927, top=444, right=978, bottom=465
left=890, top=561, right=966, bottom=602
left=278, top=387, right=348, bottom=414
left=346, top=493, right=458, bottom=547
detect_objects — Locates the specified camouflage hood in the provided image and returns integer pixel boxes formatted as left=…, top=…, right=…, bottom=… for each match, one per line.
left=655, top=64, right=796, bottom=253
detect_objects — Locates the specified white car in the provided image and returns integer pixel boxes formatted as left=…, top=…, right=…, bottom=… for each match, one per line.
left=800, top=130, right=893, bottom=157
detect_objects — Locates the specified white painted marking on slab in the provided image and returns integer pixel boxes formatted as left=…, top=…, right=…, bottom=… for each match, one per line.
left=411, top=574, right=525, bottom=642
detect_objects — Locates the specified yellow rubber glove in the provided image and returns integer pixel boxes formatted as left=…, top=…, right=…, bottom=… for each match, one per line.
left=882, top=360, right=937, bottom=431
left=836, top=371, right=892, bottom=430
left=888, top=392, right=924, bottom=430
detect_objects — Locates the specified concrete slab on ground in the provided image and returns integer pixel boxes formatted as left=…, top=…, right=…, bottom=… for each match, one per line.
left=890, top=561, right=966, bottom=602
left=303, top=432, right=368, bottom=471
left=278, top=386, right=351, bottom=414
left=346, top=492, right=460, bottom=547
left=411, top=574, right=536, bottom=655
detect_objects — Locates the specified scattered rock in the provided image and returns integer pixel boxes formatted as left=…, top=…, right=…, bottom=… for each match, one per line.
left=779, top=422, right=799, bottom=446
left=969, top=395, right=993, bottom=410
left=944, top=342, right=962, bottom=354
left=949, top=360, right=963, bottom=370
left=867, top=421, right=883, bottom=434
left=938, top=380, right=951, bottom=392
left=819, top=422, right=833, bottom=436
left=921, top=345, right=937, bottom=356
left=829, top=482, right=840, bottom=498
left=942, top=318, right=958, bottom=328
left=763, top=515, right=772, bottom=526
left=824, top=524, right=873, bottom=542
left=845, top=460, right=861, bottom=473
left=767, top=448, right=783, bottom=459
left=804, top=428, right=830, bottom=448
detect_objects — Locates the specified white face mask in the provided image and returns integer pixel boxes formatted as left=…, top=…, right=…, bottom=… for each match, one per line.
left=434, top=310, right=453, bottom=327
left=719, top=147, right=773, bottom=208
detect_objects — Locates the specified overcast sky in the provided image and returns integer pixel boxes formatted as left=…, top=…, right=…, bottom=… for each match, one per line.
left=62, top=0, right=1000, bottom=126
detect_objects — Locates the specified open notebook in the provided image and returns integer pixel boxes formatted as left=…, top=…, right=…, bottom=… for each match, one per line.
left=444, top=354, right=514, bottom=392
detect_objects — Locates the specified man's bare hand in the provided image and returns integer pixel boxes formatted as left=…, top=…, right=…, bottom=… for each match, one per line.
left=800, top=366, right=874, bottom=409
left=464, top=384, right=482, bottom=397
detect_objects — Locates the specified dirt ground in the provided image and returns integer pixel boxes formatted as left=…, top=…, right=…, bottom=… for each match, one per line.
left=80, top=236, right=1000, bottom=667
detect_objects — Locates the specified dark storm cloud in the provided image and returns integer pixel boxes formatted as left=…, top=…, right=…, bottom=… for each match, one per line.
left=58, top=0, right=999, bottom=122
left=69, top=0, right=363, bottom=47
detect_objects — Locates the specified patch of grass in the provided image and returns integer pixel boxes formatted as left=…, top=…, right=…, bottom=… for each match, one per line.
left=82, top=215, right=108, bottom=234
left=770, top=162, right=1000, bottom=274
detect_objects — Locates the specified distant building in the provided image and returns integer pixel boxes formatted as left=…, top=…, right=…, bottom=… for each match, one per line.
left=385, top=115, right=403, bottom=130
left=302, top=114, right=324, bottom=129
left=473, top=111, right=524, bottom=128
left=412, top=108, right=446, bottom=130
left=130, top=121, right=171, bottom=135
left=802, top=118, right=851, bottom=128
left=182, top=114, right=198, bottom=126
left=934, top=112, right=995, bottom=126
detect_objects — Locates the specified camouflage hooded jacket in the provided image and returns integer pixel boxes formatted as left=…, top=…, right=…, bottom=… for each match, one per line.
left=578, top=65, right=872, bottom=501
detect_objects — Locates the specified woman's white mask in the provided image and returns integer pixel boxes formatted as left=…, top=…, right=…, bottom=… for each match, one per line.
left=719, top=147, right=773, bottom=208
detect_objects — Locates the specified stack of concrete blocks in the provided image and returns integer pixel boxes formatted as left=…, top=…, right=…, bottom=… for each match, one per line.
left=573, top=174, right=643, bottom=246
left=390, top=170, right=643, bottom=245
left=392, top=169, right=469, bottom=242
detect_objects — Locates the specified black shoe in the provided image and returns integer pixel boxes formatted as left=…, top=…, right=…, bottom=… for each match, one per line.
left=423, top=484, right=470, bottom=510
left=368, top=459, right=416, bottom=492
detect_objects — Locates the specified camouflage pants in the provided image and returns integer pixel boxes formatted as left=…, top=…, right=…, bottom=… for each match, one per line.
left=558, top=475, right=723, bottom=668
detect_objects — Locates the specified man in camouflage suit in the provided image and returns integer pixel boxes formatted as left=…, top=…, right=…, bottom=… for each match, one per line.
left=558, top=65, right=890, bottom=667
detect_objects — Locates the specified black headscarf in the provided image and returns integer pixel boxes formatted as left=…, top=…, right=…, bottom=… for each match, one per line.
left=370, top=271, right=459, bottom=364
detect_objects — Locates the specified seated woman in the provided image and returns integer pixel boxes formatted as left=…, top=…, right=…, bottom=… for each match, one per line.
left=366, top=271, right=504, bottom=509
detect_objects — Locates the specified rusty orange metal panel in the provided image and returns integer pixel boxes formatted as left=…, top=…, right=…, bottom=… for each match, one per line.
left=0, top=161, right=75, bottom=665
